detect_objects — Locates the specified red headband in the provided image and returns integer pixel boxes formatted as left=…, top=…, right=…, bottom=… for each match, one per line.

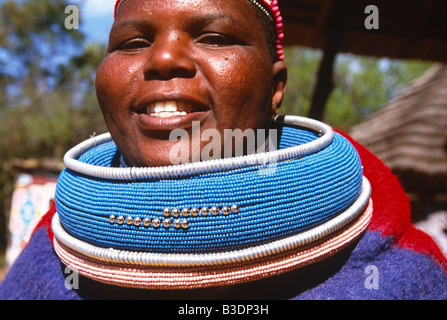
left=114, top=0, right=284, bottom=60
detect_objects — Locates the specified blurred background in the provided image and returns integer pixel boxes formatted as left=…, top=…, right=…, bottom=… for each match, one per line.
left=0, top=0, right=446, bottom=280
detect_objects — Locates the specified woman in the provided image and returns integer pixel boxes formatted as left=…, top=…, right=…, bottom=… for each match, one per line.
left=1, top=0, right=446, bottom=300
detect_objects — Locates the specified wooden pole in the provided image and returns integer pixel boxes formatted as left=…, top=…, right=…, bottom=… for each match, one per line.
left=308, top=0, right=348, bottom=121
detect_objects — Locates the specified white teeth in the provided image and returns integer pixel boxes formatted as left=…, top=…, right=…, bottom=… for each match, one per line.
left=147, top=101, right=188, bottom=117
left=154, top=102, right=165, bottom=113
left=164, top=101, right=177, bottom=112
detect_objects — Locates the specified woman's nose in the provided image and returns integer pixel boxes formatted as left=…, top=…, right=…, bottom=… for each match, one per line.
left=143, top=33, right=196, bottom=80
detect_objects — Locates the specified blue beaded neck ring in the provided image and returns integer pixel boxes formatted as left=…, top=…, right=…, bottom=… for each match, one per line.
left=55, top=116, right=366, bottom=255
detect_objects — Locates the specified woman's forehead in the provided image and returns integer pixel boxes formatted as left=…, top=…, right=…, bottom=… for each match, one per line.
left=115, top=0, right=252, bottom=20
left=114, top=0, right=284, bottom=61
left=111, top=0, right=264, bottom=40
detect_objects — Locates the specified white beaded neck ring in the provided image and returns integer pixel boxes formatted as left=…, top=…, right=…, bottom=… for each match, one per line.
left=63, top=115, right=334, bottom=180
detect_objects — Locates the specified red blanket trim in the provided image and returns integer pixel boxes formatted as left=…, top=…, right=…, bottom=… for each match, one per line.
left=337, top=129, right=447, bottom=270
left=33, top=130, right=447, bottom=271
left=338, top=131, right=412, bottom=237
left=31, top=199, right=56, bottom=245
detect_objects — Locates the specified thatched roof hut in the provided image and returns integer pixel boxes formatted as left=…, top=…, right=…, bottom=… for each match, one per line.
left=349, top=64, right=447, bottom=220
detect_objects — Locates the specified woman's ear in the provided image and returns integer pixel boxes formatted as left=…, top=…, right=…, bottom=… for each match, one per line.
left=269, top=61, right=287, bottom=121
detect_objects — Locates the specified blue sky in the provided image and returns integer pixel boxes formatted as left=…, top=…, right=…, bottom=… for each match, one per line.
left=80, top=0, right=115, bottom=44
left=0, top=1, right=116, bottom=85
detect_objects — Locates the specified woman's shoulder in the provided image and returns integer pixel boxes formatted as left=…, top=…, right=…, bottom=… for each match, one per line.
left=0, top=211, right=79, bottom=300
left=339, top=129, right=447, bottom=272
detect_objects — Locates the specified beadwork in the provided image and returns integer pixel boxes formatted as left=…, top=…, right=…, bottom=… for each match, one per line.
left=53, top=177, right=371, bottom=267
left=52, top=114, right=372, bottom=289
left=109, top=205, right=239, bottom=229
left=52, top=197, right=372, bottom=289
left=55, top=116, right=364, bottom=254
left=63, top=115, right=333, bottom=180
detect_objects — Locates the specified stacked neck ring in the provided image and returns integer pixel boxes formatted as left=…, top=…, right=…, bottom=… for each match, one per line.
left=53, top=115, right=372, bottom=289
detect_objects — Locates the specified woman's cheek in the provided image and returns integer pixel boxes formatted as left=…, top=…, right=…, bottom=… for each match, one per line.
left=96, top=54, right=143, bottom=102
left=211, top=55, right=269, bottom=118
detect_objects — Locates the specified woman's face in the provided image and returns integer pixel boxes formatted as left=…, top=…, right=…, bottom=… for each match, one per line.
left=96, top=0, right=287, bottom=167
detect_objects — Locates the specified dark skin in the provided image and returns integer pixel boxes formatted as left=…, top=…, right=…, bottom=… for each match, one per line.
left=83, top=0, right=357, bottom=299
left=95, top=0, right=287, bottom=167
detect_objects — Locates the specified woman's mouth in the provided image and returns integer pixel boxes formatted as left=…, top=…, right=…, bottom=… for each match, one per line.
left=136, top=99, right=210, bottom=132
left=147, top=100, right=189, bottom=117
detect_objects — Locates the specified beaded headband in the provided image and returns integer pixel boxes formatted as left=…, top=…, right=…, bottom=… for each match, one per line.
left=113, top=0, right=285, bottom=60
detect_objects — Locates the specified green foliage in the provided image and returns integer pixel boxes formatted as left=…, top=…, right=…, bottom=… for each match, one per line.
left=280, top=47, right=434, bottom=128
left=0, top=0, right=84, bottom=86
left=280, top=47, right=322, bottom=117
left=0, top=0, right=106, bottom=251
left=326, top=54, right=434, bottom=128
left=0, top=0, right=106, bottom=160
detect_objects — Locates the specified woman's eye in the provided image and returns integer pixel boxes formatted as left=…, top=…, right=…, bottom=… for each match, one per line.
left=197, top=33, right=234, bottom=46
left=118, top=38, right=151, bottom=51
